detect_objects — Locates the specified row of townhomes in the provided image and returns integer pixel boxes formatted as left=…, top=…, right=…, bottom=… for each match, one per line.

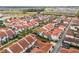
left=0, top=14, right=79, bottom=53
left=0, top=15, right=54, bottom=53
left=1, top=34, right=53, bottom=53
left=59, top=17, right=79, bottom=53
left=0, top=17, right=39, bottom=45
left=36, top=15, right=71, bottom=41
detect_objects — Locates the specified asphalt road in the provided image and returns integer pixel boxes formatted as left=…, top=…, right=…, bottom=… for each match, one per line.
left=52, top=20, right=72, bottom=53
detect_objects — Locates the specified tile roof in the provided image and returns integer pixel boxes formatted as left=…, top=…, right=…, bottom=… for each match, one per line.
left=60, top=16, right=66, bottom=20
left=63, top=19, right=70, bottom=23
left=27, top=22, right=33, bottom=27
left=9, top=43, right=23, bottom=53
left=25, top=35, right=35, bottom=44
left=31, top=44, right=52, bottom=53
left=66, top=29, right=79, bottom=36
left=64, top=36, right=79, bottom=44
left=31, top=40, right=52, bottom=53
left=43, top=31, right=51, bottom=36
left=31, top=48, right=44, bottom=53
left=58, top=25, right=65, bottom=30
left=0, top=31, right=7, bottom=38
left=71, top=18, right=79, bottom=25
left=18, top=39, right=29, bottom=49
left=59, top=47, right=79, bottom=53
left=39, top=45, right=52, bottom=52
left=0, top=28, right=16, bottom=40
left=6, top=29, right=15, bottom=38
left=51, top=28, right=62, bottom=36
left=15, top=26, right=23, bottom=30
left=64, top=37, right=74, bottom=42
left=1, top=34, right=37, bottom=53
left=5, top=17, right=39, bottom=31
left=66, top=29, right=74, bottom=36
left=31, top=19, right=38, bottom=25
left=34, top=40, right=51, bottom=47
left=59, top=47, right=69, bottom=53
left=37, top=23, right=53, bottom=33
left=69, top=48, right=79, bottom=53
left=52, top=19, right=58, bottom=23
left=44, top=23, right=53, bottom=31
left=37, top=27, right=47, bottom=32
left=1, top=49, right=10, bottom=53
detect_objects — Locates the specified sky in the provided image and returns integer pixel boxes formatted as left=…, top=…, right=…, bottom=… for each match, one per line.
left=0, top=0, right=78, bottom=6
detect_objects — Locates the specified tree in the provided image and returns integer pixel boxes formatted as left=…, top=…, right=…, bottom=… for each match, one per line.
left=0, top=20, right=6, bottom=27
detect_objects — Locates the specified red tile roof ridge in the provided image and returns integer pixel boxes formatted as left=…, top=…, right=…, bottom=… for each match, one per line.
left=0, top=31, right=7, bottom=37
left=59, top=47, right=79, bottom=53
left=9, top=43, right=23, bottom=53
left=50, top=28, right=62, bottom=35
left=37, top=27, right=47, bottom=32
left=18, top=39, right=29, bottom=49
left=0, top=47, right=13, bottom=53
left=43, top=31, right=51, bottom=36
left=16, top=42, right=24, bottom=49
left=35, top=40, right=52, bottom=47
left=42, top=27, right=49, bottom=31
left=31, top=48, right=44, bottom=53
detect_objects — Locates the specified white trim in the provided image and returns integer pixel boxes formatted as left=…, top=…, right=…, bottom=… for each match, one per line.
left=21, top=39, right=37, bottom=53
left=42, top=27, right=48, bottom=31
left=66, top=35, right=74, bottom=38
left=29, top=35, right=37, bottom=41
left=64, top=41, right=71, bottom=44
left=17, top=42, right=23, bottom=50
left=24, top=39, right=30, bottom=44
left=6, top=48, right=13, bottom=53
left=20, top=47, right=28, bottom=53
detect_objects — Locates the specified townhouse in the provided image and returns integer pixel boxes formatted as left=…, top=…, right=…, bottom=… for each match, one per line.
left=36, top=23, right=65, bottom=41
left=49, top=28, right=63, bottom=41
left=64, top=28, right=79, bottom=47
left=1, top=34, right=37, bottom=53
left=70, top=18, right=79, bottom=31
left=63, top=17, right=79, bottom=47
left=59, top=47, right=79, bottom=53
left=31, top=40, right=53, bottom=53
left=4, top=17, right=39, bottom=33
left=1, top=34, right=53, bottom=53
left=36, top=23, right=54, bottom=38
left=38, top=15, right=50, bottom=21
left=0, top=28, right=16, bottom=45
left=0, top=31, right=7, bottom=44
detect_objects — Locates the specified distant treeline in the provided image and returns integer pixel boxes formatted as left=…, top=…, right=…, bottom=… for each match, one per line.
left=22, top=8, right=45, bottom=14
left=25, top=8, right=44, bottom=12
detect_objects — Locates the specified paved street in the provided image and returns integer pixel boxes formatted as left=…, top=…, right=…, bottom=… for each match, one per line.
left=52, top=19, right=72, bottom=53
